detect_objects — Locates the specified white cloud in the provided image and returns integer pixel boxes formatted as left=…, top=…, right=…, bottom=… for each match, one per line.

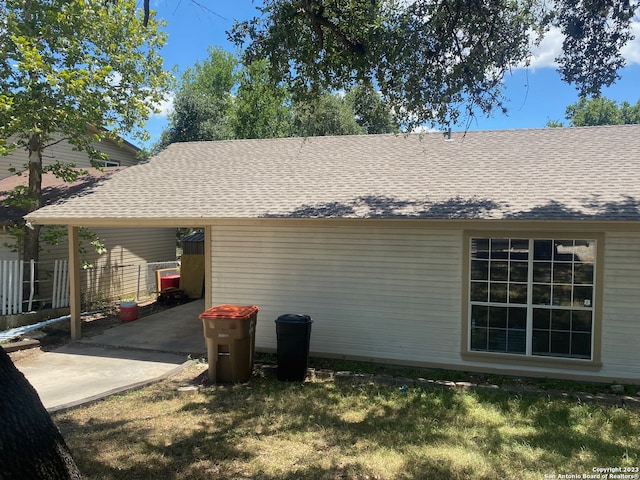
left=526, top=27, right=563, bottom=69
left=523, top=19, right=640, bottom=70
left=621, top=21, right=640, bottom=65
left=151, top=91, right=174, bottom=118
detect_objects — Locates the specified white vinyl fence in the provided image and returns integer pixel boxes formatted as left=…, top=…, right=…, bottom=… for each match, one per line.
left=0, top=260, right=179, bottom=314
left=1, top=260, right=25, bottom=315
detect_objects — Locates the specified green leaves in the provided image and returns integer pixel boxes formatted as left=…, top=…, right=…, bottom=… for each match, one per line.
left=156, top=49, right=399, bottom=150
left=0, top=0, right=174, bottom=151
left=0, top=0, right=174, bottom=262
left=564, top=96, right=640, bottom=126
left=552, top=0, right=636, bottom=97
left=231, top=0, right=638, bottom=129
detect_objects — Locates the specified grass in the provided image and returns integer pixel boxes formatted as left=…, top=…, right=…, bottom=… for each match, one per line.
left=53, top=362, right=640, bottom=480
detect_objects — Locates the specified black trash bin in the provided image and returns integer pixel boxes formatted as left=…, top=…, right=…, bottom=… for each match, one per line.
left=275, top=314, right=313, bottom=381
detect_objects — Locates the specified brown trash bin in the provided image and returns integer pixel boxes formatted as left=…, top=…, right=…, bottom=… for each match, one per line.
left=199, top=304, right=259, bottom=383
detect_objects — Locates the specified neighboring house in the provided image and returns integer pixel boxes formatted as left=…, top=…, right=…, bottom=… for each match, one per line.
left=0, top=130, right=142, bottom=180
left=1, top=135, right=176, bottom=309
left=25, top=125, right=640, bottom=384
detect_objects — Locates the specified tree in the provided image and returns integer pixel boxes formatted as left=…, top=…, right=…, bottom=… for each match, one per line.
left=0, top=0, right=174, bottom=266
left=0, top=347, right=82, bottom=479
left=155, top=47, right=237, bottom=150
left=232, top=59, right=293, bottom=139
left=549, top=97, right=640, bottom=127
left=154, top=50, right=394, bottom=149
left=230, top=0, right=637, bottom=130
left=293, top=93, right=363, bottom=137
left=345, top=83, right=399, bottom=134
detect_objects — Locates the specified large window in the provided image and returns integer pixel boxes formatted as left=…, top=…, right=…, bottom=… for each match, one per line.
left=469, top=237, right=595, bottom=360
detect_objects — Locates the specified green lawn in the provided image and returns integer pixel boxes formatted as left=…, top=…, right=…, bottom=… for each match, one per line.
left=53, top=363, right=639, bottom=480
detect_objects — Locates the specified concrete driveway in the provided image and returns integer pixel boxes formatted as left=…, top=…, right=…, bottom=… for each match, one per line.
left=15, top=300, right=206, bottom=412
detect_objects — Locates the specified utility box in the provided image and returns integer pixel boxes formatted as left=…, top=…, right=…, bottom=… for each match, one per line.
left=199, top=304, right=259, bottom=383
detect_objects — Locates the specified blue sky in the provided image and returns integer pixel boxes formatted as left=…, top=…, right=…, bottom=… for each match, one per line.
left=142, top=0, right=640, bottom=148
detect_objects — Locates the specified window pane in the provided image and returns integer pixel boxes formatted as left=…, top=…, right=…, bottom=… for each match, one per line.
left=490, top=261, right=509, bottom=281
left=470, top=282, right=488, bottom=302
left=472, top=238, right=489, bottom=259
left=471, top=327, right=488, bottom=350
left=533, top=308, right=550, bottom=329
left=574, top=264, right=594, bottom=285
left=507, top=329, right=526, bottom=354
left=488, top=307, right=508, bottom=328
left=510, top=262, right=528, bottom=282
left=490, top=239, right=509, bottom=259
left=550, top=331, right=571, bottom=355
left=532, top=330, right=550, bottom=354
left=573, top=286, right=593, bottom=307
left=488, top=329, right=507, bottom=351
left=508, top=307, right=527, bottom=329
left=533, top=262, right=552, bottom=283
left=532, top=284, right=551, bottom=305
left=553, top=263, right=573, bottom=284
left=551, top=310, right=571, bottom=330
left=490, top=283, right=508, bottom=303
left=571, top=333, right=591, bottom=358
left=552, top=285, right=572, bottom=306
left=471, top=260, right=489, bottom=280
left=510, top=239, right=529, bottom=260
left=534, top=240, right=553, bottom=260
left=509, top=284, right=528, bottom=304
left=572, top=311, right=592, bottom=332
left=471, top=305, right=488, bottom=327
left=554, top=240, right=576, bottom=261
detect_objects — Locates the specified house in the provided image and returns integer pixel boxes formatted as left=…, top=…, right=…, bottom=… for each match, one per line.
left=1, top=134, right=176, bottom=311
left=1, top=131, right=142, bottom=260
left=0, top=130, right=142, bottom=180
left=24, top=125, right=640, bottom=384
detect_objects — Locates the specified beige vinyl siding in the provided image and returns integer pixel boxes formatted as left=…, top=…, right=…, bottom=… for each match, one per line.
left=209, top=220, right=640, bottom=383
left=0, top=231, right=19, bottom=260
left=0, top=135, right=138, bottom=179
left=600, top=233, right=640, bottom=380
left=210, top=221, right=463, bottom=366
left=38, top=227, right=176, bottom=305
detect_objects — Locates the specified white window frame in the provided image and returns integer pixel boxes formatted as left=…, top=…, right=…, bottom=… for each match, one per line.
left=464, top=233, right=603, bottom=366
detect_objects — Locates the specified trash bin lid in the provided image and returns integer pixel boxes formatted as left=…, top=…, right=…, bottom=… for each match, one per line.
left=199, top=304, right=259, bottom=320
left=275, top=313, right=312, bottom=323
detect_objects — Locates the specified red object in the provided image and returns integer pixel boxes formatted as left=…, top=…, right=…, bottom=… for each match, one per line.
left=160, top=274, right=180, bottom=290
left=119, top=302, right=138, bottom=322
left=199, top=304, right=259, bottom=320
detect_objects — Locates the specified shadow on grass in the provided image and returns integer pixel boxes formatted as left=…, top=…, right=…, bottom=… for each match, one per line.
left=54, top=376, right=640, bottom=480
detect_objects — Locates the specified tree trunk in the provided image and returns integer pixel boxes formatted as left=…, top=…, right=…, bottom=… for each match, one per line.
left=0, top=348, right=82, bottom=479
left=25, top=132, right=43, bottom=265
left=23, top=133, right=43, bottom=306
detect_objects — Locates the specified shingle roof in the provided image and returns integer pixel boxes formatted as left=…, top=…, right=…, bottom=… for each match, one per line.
left=1, top=167, right=124, bottom=224
left=25, top=125, right=640, bottom=225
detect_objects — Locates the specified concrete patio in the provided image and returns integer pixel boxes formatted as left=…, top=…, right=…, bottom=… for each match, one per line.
left=16, top=299, right=206, bottom=412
